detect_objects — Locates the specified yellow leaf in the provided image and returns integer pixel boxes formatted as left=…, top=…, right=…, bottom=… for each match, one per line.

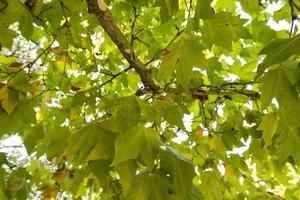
left=56, top=55, right=75, bottom=73
left=209, top=136, right=227, bottom=157
left=40, top=91, right=52, bottom=113
left=49, top=47, right=63, bottom=54
left=70, top=107, right=81, bottom=121
left=225, top=164, right=235, bottom=177
left=57, top=55, right=73, bottom=66
left=0, top=85, right=18, bottom=114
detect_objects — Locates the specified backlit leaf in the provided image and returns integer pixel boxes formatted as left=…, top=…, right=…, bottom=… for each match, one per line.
left=257, top=34, right=300, bottom=78
left=111, top=126, right=145, bottom=166
left=158, top=34, right=204, bottom=88
left=257, top=113, right=278, bottom=146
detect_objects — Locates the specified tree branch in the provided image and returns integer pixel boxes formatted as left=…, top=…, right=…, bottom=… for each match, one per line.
left=85, top=0, right=159, bottom=91
left=99, top=66, right=132, bottom=88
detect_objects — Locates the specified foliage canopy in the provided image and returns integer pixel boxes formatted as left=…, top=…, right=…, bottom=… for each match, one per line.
left=0, top=0, right=300, bottom=199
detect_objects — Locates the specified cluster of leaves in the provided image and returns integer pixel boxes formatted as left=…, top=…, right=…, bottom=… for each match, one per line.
left=0, top=0, right=300, bottom=199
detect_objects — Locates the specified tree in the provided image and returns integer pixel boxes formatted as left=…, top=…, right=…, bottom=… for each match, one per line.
left=0, top=0, right=300, bottom=199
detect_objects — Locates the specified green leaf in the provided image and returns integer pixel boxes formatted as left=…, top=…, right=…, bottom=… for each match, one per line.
left=0, top=85, right=19, bottom=114
left=154, top=99, right=184, bottom=129
left=125, top=171, right=170, bottom=200
left=160, top=146, right=199, bottom=200
left=0, top=100, right=35, bottom=136
left=260, top=67, right=300, bottom=127
left=195, top=0, right=214, bottom=20
left=209, top=135, right=227, bottom=159
left=108, top=96, right=141, bottom=132
left=0, top=25, right=15, bottom=48
left=206, top=57, right=224, bottom=85
left=215, top=0, right=236, bottom=11
left=201, top=14, right=234, bottom=49
left=259, top=70, right=278, bottom=110
left=155, top=0, right=179, bottom=23
left=0, top=191, right=7, bottom=200
left=190, top=0, right=215, bottom=30
left=8, top=71, right=33, bottom=93
left=257, top=34, right=300, bottom=78
left=7, top=168, right=26, bottom=193
left=276, top=121, right=300, bottom=164
left=37, top=127, right=69, bottom=159
left=140, top=128, right=160, bottom=170
left=257, top=113, right=278, bottom=146
left=23, top=125, right=44, bottom=153
left=86, top=135, right=115, bottom=161
left=115, top=160, right=137, bottom=195
left=87, top=160, right=110, bottom=187
left=64, top=122, right=116, bottom=163
left=200, top=171, right=224, bottom=200
left=19, top=8, right=34, bottom=40
left=158, top=34, right=204, bottom=88
left=0, top=0, right=300, bottom=198
left=111, top=126, right=145, bottom=166
left=273, top=4, right=290, bottom=22
left=0, top=152, right=9, bottom=167
left=239, top=0, right=260, bottom=14
left=112, top=125, right=159, bottom=168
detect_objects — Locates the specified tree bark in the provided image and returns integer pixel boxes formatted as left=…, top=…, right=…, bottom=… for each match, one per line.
left=86, top=0, right=160, bottom=91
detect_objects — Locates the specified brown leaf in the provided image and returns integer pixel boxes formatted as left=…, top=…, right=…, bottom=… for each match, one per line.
left=42, top=185, right=58, bottom=199
left=53, top=169, right=72, bottom=184
left=0, top=83, right=5, bottom=90
left=192, top=90, right=208, bottom=101
left=71, top=86, right=81, bottom=91
left=225, top=164, right=235, bottom=177
left=162, top=49, right=170, bottom=56
left=9, top=62, right=23, bottom=68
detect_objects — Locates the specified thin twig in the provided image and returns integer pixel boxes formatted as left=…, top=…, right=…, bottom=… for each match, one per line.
left=200, top=101, right=208, bottom=128
left=99, top=66, right=132, bottom=88
left=86, top=0, right=159, bottom=90
left=8, top=39, right=55, bottom=81
left=289, top=19, right=294, bottom=37
left=0, top=145, right=23, bottom=149
left=130, top=6, right=138, bottom=47
left=135, top=37, right=150, bottom=47
left=145, top=28, right=185, bottom=66
left=289, top=0, right=296, bottom=37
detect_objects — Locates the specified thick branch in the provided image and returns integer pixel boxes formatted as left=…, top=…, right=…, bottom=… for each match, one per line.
left=171, top=88, right=259, bottom=100
left=86, top=0, right=159, bottom=91
left=136, top=82, right=260, bottom=100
